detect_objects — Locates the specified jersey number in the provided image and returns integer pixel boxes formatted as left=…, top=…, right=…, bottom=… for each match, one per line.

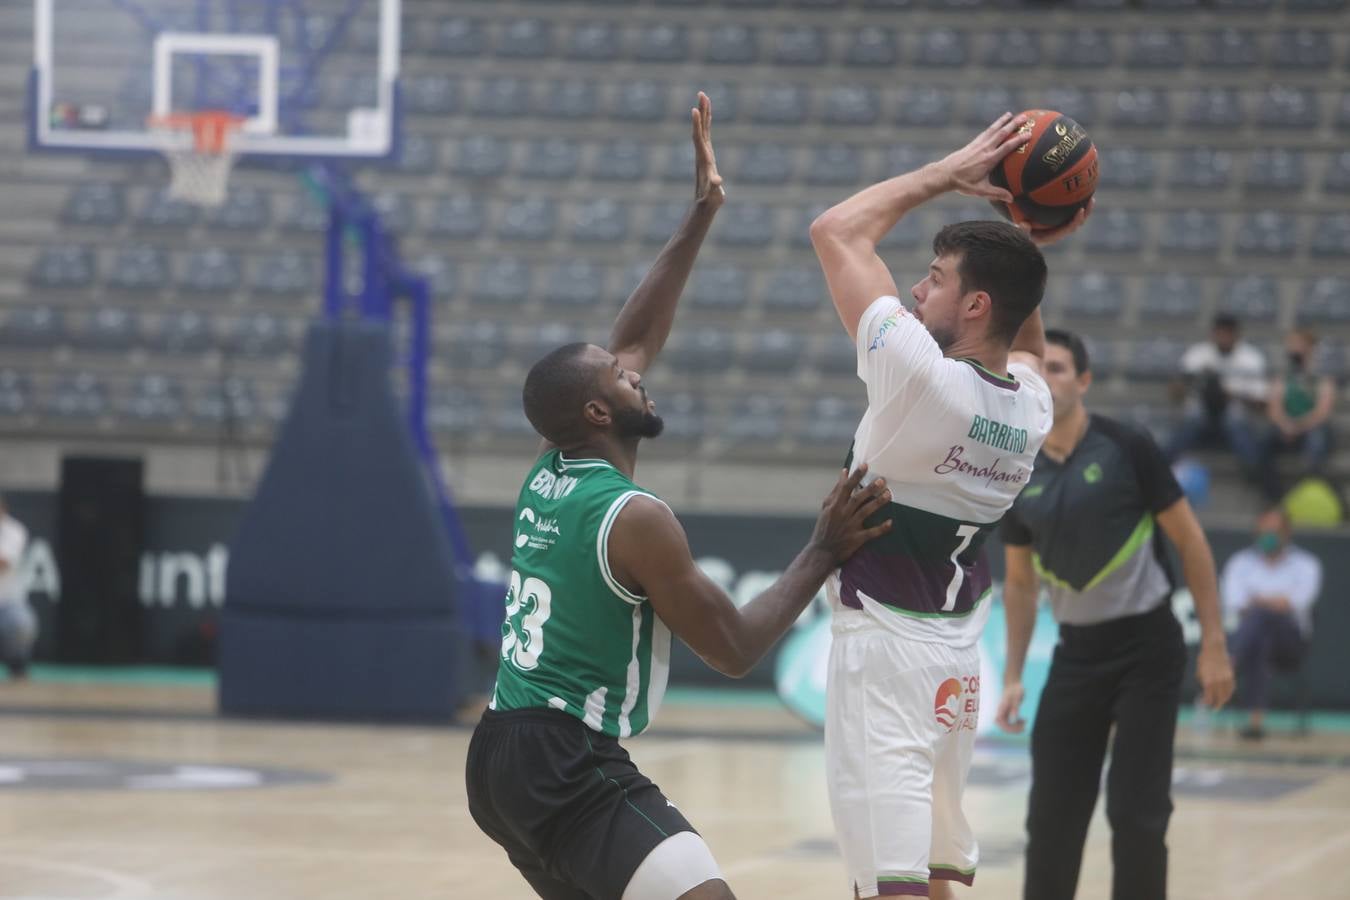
left=943, top=525, right=981, bottom=612
left=501, top=570, right=553, bottom=671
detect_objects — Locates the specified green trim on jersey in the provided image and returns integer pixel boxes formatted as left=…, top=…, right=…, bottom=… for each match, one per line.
left=490, top=450, right=671, bottom=738
left=1033, top=513, right=1155, bottom=593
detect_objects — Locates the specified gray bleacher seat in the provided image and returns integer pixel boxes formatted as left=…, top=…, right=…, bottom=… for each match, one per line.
left=449, top=321, right=507, bottom=370
left=227, top=314, right=289, bottom=358
left=822, top=85, right=882, bottom=127
left=370, top=192, right=416, bottom=235
left=1110, top=88, right=1169, bottom=128
left=705, top=24, right=758, bottom=64
left=428, top=387, right=483, bottom=438
left=180, top=248, right=242, bottom=295
left=410, top=256, right=456, bottom=300
left=1338, top=94, right=1350, bottom=131
left=30, top=245, right=95, bottom=289
left=1170, top=147, right=1235, bottom=190
left=521, top=138, right=581, bottom=180
left=667, top=327, right=735, bottom=372
left=1184, top=89, right=1245, bottom=130
left=1258, top=87, right=1319, bottom=129
left=1042, top=87, right=1097, bottom=127
left=452, top=135, right=510, bottom=178
left=1325, top=152, right=1350, bottom=193
left=1140, top=273, right=1203, bottom=319
left=542, top=260, right=606, bottom=308
left=613, top=81, right=667, bottom=121
left=429, top=194, right=486, bottom=240
left=1126, top=28, right=1186, bottom=68
left=154, top=309, right=214, bottom=354
left=327, top=72, right=378, bottom=111
left=120, top=373, right=183, bottom=422
left=392, top=133, right=437, bottom=174
left=1124, top=337, right=1187, bottom=381
left=799, top=395, right=863, bottom=447
left=496, top=18, right=552, bottom=58
left=282, top=192, right=328, bottom=232
left=643, top=201, right=688, bottom=244
left=402, top=75, right=459, bottom=116
left=567, top=21, right=620, bottom=62
left=744, top=329, right=807, bottom=373
left=0, top=370, right=31, bottom=417
left=635, top=24, right=689, bottom=62
left=1236, top=211, right=1300, bottom=257
left=253, top=251, right=316, bottom=296
left=1312, top=214, right=1350, bottom=258
left=1082, top=209, right=1144, bottom=254
left=1055, top=29, right=1113, bottom=68
left=651, top=392, right=704, bottom=443
left=1160, top=210, right=1222, bottom=257
left=429, top=17, right=485, bottom=56
left=1299, top=277, right=1350, bottom=323
left=692, top=81, right=739, bottom=123
left=473, top=258, right=532, bottom=306
left=1270, top=30, right=1332, bottom=69
left=592, top=139, right=649, bottom=181
left=1062, top=272, right=1126, bottom=319
left=472, top=77, right=532, bottom=118
left=1218, top=275, right=1281, bottom=321
left=805, top=144, right=864, bottom=186
left=916, top=28, right=968, bottom=67
left=48, top=372, right=108, bottom=419
left=965, top=88, right=1022, bottom=128
left=1286, top=0, right=1347, bottom=9
left=193, top=376, right=259, bottom=424
left=1213, top=0, right=1273, bottom=9
left=773, top=26, right=827, bottom=66
left=75, top=307, right=139, bottom=350
left=207, top=187, right=270, bottom=231
left=690, top=265, right=750, bottom=312
left=895, top=86, right=954, bottom=128
left=725, top=396, right=786, bottom=444
left=845, top=26, right=897, bottom=67
left=762, top=267, right=825, bottom=313
left=877, top=213, right=924, bottom=250
left=138, top=190, right=198, bottom=229
left=880, top=145, right=933, bottom=181
left=513, top=322, right=582, bottom=365
left=536, top=80, right=600, bottom=120
left=738, top=143, right=796, bottom=185
left=62, top=182, right=124, bottom=226
left=752, top=84, right=809, bottom=125
left=984, top=29, right=1041, bottom=68
left=1, top=305, right=65, bottom=348
left=790, top=204, right=828, bottom=248
left=491, top=405, right=538, bottom=441
left=1246, top=149, right=1307, bottom=193
left=720, top=204, right=776, bottom=247
left=1096, top=148, right=1156, bottom=189
left=1197, top=29, right=1260, bottom=68
left=108, top=244, right=169, bottom=291
left=815, top=333, right=857, bottom=376
left=571, top=198, right=629, bottom=243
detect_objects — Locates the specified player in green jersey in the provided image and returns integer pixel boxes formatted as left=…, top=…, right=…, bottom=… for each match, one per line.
left=466, top=94, right=893, bottom=900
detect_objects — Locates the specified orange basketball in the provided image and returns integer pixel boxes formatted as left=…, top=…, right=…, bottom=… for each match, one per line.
left=989, top=110, right=1098, bottom=230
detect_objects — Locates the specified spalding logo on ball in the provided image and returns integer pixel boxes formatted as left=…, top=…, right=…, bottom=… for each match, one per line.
left=990, top=110, right=1098, bottom=230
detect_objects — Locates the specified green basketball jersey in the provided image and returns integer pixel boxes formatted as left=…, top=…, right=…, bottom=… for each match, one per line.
left=490, top=450, right=671, bottom=738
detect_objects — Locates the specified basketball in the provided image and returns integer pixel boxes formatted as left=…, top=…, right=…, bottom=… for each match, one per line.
left=989, top=110, right=1098, bottom=230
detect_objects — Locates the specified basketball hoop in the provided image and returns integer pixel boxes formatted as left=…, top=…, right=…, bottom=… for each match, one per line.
left=147, top=111, right=246, bottom=207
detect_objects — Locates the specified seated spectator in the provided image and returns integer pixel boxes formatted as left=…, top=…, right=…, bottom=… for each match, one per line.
left=0, top=493, right=36, bottom=681
left=1257, top=328, right=1337, bottom=501
left=1220, top=507, right=1321, bottom=740
left=1166, top=314, right=1267, bottom=477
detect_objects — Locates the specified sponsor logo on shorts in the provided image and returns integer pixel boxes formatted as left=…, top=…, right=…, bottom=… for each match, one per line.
left=933, top=675, right=980, bottom=733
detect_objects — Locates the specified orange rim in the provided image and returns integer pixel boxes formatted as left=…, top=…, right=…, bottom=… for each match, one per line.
left=147, top=111, right=246, bottom=154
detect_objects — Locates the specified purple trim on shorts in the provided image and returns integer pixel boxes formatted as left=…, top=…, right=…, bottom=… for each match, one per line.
left=839, top=546, right=991, bottom=616
left=875, top=881, right=929, bottom=897
left=929, top=866, right=976, bottom=886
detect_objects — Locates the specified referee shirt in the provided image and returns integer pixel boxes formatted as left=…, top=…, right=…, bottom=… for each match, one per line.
left=1001, top=415, right=1184, bottom=626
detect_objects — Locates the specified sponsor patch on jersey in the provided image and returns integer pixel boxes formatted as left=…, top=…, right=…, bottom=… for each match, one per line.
left=515, top=508, right=561, bottom=550
left=867, top=307, right=912, bottom=352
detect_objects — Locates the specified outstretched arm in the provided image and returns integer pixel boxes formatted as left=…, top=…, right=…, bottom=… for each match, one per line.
left=607, top=92, right=725, bottom=374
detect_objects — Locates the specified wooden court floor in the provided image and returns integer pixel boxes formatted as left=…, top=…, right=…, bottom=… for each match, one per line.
left=1, top=678, right=1348, bottom=900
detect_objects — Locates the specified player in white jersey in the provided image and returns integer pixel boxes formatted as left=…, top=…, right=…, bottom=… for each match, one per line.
left=808, top=113, right=1091, bottom=898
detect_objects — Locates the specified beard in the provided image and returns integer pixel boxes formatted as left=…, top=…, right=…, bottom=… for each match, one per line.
left=614, top=406, right=665, bottom=439
left=926, top=321, right=958, bottom=353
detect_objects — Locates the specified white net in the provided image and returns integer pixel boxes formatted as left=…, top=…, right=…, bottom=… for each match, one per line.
left=149, top=113, right=243, bottom=208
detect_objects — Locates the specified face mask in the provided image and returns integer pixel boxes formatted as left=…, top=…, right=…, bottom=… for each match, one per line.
left=1288, top=352, right=1307, bottom=369
left=1256, top=531, right=1282, bottom=554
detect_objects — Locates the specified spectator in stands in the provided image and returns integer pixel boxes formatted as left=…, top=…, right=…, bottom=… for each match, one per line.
left=0, top=493, right=36, bottom=681
left=1221, top=507, right=1321, bottom=740
left=1166, top=314, right=1267, bottom=477
left=1256, top=328, right=1337, bottom=502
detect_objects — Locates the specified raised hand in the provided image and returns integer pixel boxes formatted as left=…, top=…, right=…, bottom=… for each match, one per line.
left=692, top=91, right=725, bottom=209
left=935, top=112, right=1032, bottom=203
left=1015, top=198, right=1095, bottom=247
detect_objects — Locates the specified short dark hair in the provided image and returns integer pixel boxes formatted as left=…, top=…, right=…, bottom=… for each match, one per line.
left=522, top=342, right=603, bottom=445
left=1045, top=328, right=1090, bottom=375
left=1212, top=313, right=1240, bottom=331
left=932, top=221, right=1047, bottom=345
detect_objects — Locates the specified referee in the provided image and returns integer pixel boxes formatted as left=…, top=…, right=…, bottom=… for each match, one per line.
left=996, top=329, right=1235, bottom=900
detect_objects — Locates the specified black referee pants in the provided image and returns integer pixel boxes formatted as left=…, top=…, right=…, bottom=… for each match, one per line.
left=1024, top=601, right=1186, bottom=900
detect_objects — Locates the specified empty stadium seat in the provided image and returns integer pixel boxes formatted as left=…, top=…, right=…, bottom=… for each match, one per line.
left=48, top=372, right=108, bottom=419
left=1299, top=277, right=1350, bottom=323
left=1042, top=87, right=1098, bottom=127
left=392, top=133, right=438, bottom=175
left=230, top=315, right=291, bottom=357
left=31, top=245, right=95, bottom=289
left=845, top=26, right=898, bottom=67
left=762, top=267, right=826, bottom=313
left=283, top=192, right=329, bottom=233
left=1124, top=337, right=1188, bottom=380
left=984, top=29, right=1041, bottom=67
left=738, top=143, right=796, bottom=184
left=1139, top=273, right=1204, bottom=320
left=453, top=135, right=510, bottom=178
left=724, top=396, right=786, bottom=444
left=253, top=252, right=317, bottom=297
left=1270, top=29, right=1332, bottom=69
left=567, top=21, right=620, bottom=62
left=815, top=334, right=857, bottom=376
left=138, top=190, right=199, bottom=229
left=428, top=387, right=483, bottom=438
left=193, top=376, right=259, bottom=424
left=805, top=144, right=864, bottom=186
left=1055, top=29, right=1114, bottom=68
left=799, top=395, right=863, bottom=447
left=402, top=75, right=459, bottom=115
left=743, top=329, right=807, bottom=373
left=751, top=84, right=810, bottom=125
left=651, top=392, right=704, bottom=442
left=1110, top=88, right=1170, bottom=128
left=895, top=86, right=954, bottom=127
left=427, top=17, right=485, bottom=57
left=1258, top=86, right=1319, bottom=129
left=822, top=85, right=882, bottom=127
left=75, top=307, right=139, bottom=350
left=571, top=198, right=629, bottom=243
left=154, top=309, right=214, bottom=354
left=1170, top=147, right=1235, bottom=190
left=635, top=24, right=690, bottom=62
left=497, top=196, right=557, bottom=242
left=592, top=139, right=650, bottom=181
left=773, top=26, right=827, bottom=66
left=1235, top=211, right=1300, bottom=257
left=965, top=88, right=1022, bottom=128
left=704, top=23, right=758, bottom=64
left=1126, top=28, right=1186, bottom=69
left=120, top=373, right=183, bottom=422
left=1325, top=152, right=1350, bottom=193
left=1184, top=89, right=1245, bottom=130
left=0, top=306, right=66, bottom=348
left=0, top=370, right=31, bottom=417
left=1246, top=149, right=1307, bottom=193
left=370, top=192, right=416, bottom=235
left=643, top=201, right=688, bottom=244
left=1197, top=29, right=1260, bottom=68
left=916, top=28, right=968, bottom=67
left=1096, top=148, right=1156, bottom=189
left=541, top=260, right=606, bottom=308
left=690, top=265, right=750, bottom=311
left=667, top=327, right=735, bottom=372
left=410, top=256, right=457, bottom=300
left=473, top=258, right=532, bottom=305
left=613, top=81, right=668, bottom=121
left=1218, top=275, right=1281, bottom=321
left=449, top=321, right=508, bottom=370
left=512, top=322, right=582, bottom=365
left=496, top=18, right=552, bottom=58
left=1311, top=214, right=1350, bottom=258
left=720, top=204, right=777, bottom=247
left=62, top=182, right=125, bottom=226
left=1160, top=210, right=1223, bottom=257
left=429, top=194, right=487, bottom=240
left=1062, top=272, right=1127, bottom=318
left=536, top=80, right=601, bottom=119
left=180, top=248, right=242, bottom=294
left=107, top=244, right=169, bottom=291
